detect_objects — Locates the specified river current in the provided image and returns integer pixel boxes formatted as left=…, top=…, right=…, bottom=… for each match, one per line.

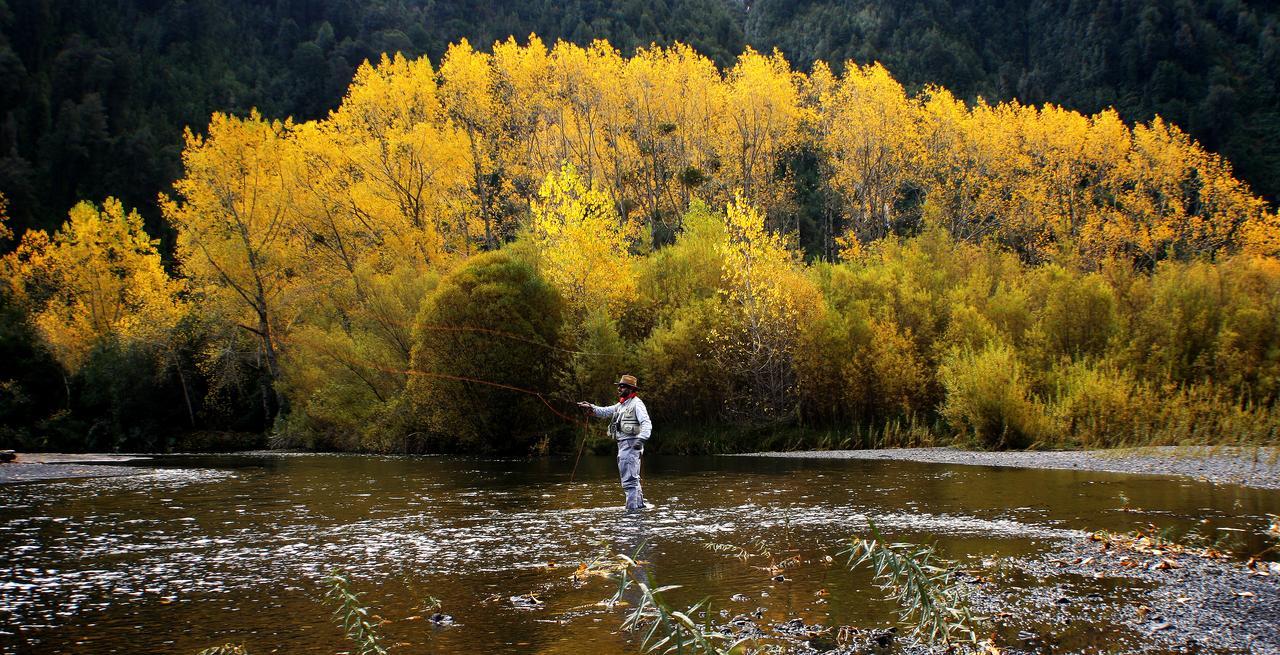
left=1, top=453, right=1276, bottom=654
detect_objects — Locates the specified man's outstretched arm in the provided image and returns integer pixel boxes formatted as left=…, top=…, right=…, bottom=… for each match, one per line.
left=577, top=401, right=619, bottom=418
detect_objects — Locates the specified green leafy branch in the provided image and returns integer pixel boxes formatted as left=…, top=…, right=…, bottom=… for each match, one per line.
left=608, top=553, right=756, bottom=655
left=324, top=570, right=389, bottom=655
left=841, top=521, right=978, bottom=645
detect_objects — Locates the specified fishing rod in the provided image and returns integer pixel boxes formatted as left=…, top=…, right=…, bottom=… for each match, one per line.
left=302, top=338, right=601, bottom=481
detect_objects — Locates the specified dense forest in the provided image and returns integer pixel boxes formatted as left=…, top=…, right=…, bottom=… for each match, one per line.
left=0, top=0, right=745, bottom=242
left=2, top=34, right=1277, bottom=454
left=745, top=0, right=1280, bottom=204
left=2, top=2, right=1279, bottom=453
left=2, top=0, right=1278, bottom=248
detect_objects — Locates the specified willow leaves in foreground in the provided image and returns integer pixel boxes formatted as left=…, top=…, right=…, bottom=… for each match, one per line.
left=609, top=553, right=757, bottom=655
left=324, top=571, right=390, bottom=655
left=842, top=521, right=978, bottom=644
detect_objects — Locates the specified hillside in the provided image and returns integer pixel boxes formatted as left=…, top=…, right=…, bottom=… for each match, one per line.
left=1, top=0, right=1277, bottom=244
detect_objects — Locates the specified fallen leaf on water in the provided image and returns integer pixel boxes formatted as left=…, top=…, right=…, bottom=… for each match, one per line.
left=1233, top=591, right=1256, bottom=598
left=1080, top=557, right=1095, bottom=566
left=403, top=615, right=423, bottom=621
left=1174, top=597, right=1191, bottom=604
left=1153, top=558, right=1180, bottom=570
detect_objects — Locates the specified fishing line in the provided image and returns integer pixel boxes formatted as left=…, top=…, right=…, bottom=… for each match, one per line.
left=272, top=323, right=619, bottom=479
left=342, top=317, right=627, bottom=358
left=416, top=324, right=626, bottom=358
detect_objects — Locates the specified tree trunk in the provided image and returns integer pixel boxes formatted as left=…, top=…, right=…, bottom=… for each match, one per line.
left=173, top=353, right=196, bottom=428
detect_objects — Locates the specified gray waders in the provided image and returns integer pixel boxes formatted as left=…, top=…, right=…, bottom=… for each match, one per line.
left=617, top=438, right=645, bottom=510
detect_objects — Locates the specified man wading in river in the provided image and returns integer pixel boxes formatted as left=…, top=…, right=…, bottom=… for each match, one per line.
left=578, top=375, right=652, bottom=510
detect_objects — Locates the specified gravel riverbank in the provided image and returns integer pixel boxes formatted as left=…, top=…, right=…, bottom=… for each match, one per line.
left=738, top=446, right=1280, bottom=490
left=0, top=453, right=150, bottom=484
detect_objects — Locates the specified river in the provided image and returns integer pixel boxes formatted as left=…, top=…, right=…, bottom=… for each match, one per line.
left=1, top=453, right=1277, bottom=654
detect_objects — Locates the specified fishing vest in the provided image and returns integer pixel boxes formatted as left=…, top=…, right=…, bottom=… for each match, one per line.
left=609, top=398, right=642, bottom=440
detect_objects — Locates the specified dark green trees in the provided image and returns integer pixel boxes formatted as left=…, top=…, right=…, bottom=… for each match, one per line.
left=408, top=252, right=565, bottom=454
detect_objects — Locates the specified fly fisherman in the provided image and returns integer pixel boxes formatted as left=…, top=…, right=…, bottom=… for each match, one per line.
left=578, top=375, right=652, bottom=510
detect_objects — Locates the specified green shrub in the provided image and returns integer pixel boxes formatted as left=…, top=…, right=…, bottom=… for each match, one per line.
left=639, top=298, right=728, bottom=428
left=560, top=308, right=632, bottom=406
left=1032, top=266, right=1118, bottom=361
left=1045, top=361, right=1152, bottom=448
left=937, top=303, right=1000, bottom=355
left=1128, top=260, right=1227, bottom=384
left=866, top=318, right=932, bottom=417
left=407, top=252, right=565, bottom=454
left=939, top=343, right=1048, bottom=449
left=1212, top=257, right=1280, bottom=402
left=793, top=300, right=868, bottom=424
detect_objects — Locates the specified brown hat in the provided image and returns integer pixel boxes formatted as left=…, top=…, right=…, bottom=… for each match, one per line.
left=615, top=374, right=639, bottom=389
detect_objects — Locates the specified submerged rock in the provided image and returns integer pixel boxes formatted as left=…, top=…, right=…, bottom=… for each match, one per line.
left=509, top=594, right=544, bottom=609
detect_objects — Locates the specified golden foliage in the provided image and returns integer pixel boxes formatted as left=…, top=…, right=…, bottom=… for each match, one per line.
left=42, top=35, right=1277, bottom=448
left=164, top=111, right=298, bottom=394
left=711, top=196, right=821, bottom=418
left=4, top=198, right=183, bottom=371
left=0, top=192, right=12, bottom=246
left=527, top=163, right=638, bottom=317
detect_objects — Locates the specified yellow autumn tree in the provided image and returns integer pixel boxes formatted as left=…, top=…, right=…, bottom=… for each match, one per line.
left=324, top=53, right=474, bottom=262
left=916, top=86, right=1006, bottom=243
left=439, top=39, right=509, bottom=249
left=713, top=48, right=805, bottom=223
left=527, top=163, right=638, bottom=318
left=1108, top=117, right=1273, bottom=264
left=282, top=120, right=437, bottom=447
left=816, top=61, right=923, bottom=244
left=164, top=111, right=300, bottom=416
left=622, top=44, right=724, bottom=232
left=489, top=34, right=556, bottom=200
left=713, top=195, right=822, bottom=419
left=5, top=198, right=183, bottom=372
left=544, top=41, right=636, bottom=221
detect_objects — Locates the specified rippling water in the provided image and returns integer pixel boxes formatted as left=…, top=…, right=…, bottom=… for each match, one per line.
left=1, top=454, right=1276, bottom=654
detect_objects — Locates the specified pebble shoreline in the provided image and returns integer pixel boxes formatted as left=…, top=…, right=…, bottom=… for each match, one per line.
left=737, top=446, right=1280, bottom=490
left=0, top=454, right=149, bottom=484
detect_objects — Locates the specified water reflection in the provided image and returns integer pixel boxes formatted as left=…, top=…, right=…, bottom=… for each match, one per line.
left=0, top=453, right=1275, bottom=654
